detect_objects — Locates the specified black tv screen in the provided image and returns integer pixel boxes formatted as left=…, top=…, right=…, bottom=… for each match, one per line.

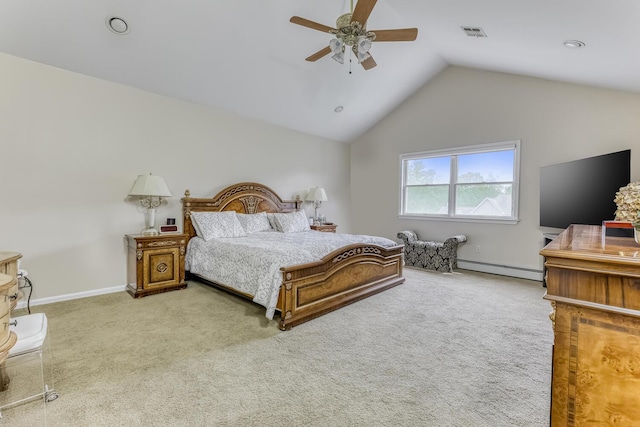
left=540, top=149, right=631, bottom=229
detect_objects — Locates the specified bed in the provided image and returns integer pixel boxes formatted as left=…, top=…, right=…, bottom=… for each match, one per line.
left=181, top=182, right=405, bottom=330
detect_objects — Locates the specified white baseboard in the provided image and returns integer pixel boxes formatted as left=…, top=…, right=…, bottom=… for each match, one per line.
left=15, top=285, right=127, bottom=310
left=457, top=260, right=544, bottom=282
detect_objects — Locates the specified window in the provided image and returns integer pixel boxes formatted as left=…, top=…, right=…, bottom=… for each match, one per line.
left=399, top=141, right=520, bottom=223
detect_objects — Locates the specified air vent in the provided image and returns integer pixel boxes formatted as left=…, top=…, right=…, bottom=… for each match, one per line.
left=461, top=26, right=487, bottom=38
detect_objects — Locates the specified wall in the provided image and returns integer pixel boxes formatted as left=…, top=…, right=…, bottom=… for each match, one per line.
left=0, top=52, right=350, bottom=302
left=351, top=66, right=640, bottom=279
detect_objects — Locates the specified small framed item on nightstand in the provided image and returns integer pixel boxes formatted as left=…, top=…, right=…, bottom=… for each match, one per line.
left=160, top=218, right=178, bottom=233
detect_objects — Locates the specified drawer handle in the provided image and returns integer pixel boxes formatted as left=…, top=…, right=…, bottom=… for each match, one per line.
left=3, top=293, right=18, bottom=303
left=3, top=320, right=16, bottom=330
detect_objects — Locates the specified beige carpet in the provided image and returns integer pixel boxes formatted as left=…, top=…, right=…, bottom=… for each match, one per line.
left=1, top=268, right=553, bottom=426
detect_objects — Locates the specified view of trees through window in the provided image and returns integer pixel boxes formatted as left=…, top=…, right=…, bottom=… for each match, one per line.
left=401, top=143, right=519, bottom=220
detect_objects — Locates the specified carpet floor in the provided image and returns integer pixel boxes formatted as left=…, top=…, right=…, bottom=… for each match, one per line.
left=1, top=268, right=553, bottom=426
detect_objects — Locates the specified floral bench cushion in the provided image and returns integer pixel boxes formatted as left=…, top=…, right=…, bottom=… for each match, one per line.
left=397, top=231, right=467, bottom=272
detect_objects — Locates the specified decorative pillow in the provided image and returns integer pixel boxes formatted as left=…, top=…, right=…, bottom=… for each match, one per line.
left=190, top=211, right=246, bottom=241
left=237, top=212, right=271, bottom=234
left=273, top=210, right=311, bottom=233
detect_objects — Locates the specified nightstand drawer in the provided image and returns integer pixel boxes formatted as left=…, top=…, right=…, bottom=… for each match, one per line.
left=134, top=237, right=184, bottom=250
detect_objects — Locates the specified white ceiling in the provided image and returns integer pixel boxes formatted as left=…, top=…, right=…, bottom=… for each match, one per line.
left=1, top=0, right=638, bottom=142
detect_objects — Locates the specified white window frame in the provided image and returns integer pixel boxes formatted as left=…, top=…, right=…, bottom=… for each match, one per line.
left=399, top=140, right=521, bottom=224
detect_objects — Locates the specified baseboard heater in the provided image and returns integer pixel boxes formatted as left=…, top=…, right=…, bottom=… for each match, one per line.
left=457, top=259, right=543, bottom=282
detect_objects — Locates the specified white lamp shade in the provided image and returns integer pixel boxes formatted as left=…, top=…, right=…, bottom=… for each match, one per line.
left=128, top=174, right=172, bottom=197
left=331, top=50, right=345, bottom=64
left=306, top=187, right=328, bottom=202
left=356, top=36, right=372, bottom=53
left=329, top=38, right=344, bottom=54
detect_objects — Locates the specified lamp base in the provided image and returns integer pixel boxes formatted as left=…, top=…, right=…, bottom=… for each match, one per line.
left=141, top=227, right=159, bottom=236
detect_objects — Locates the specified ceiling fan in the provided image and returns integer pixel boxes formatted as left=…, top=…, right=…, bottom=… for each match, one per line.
left=290, top=0, right=418, bottom=70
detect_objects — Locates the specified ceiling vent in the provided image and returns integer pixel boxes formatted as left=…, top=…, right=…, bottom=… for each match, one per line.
left=461, top=26, right=487, bottom=38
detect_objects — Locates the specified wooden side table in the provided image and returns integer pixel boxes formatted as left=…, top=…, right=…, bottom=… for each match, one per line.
left=126, top=234, right=187, bottom=298
left=310, top=224, right=337, bottom=233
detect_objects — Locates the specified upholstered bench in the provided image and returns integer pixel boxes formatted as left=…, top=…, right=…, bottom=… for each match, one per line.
left=397, top=231, right=467, bottom=272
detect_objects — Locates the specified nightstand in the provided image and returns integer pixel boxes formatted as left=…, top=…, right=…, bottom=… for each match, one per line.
left=125, top=234, right=187, bottom=298
left=310, top=224, right=337, bottom=233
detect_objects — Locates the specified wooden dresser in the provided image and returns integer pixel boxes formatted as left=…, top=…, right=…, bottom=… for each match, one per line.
left=541, top=225, right=640, bottom=426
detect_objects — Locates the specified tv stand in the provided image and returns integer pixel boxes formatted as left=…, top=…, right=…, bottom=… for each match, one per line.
left=542, top=224, right=640, bottom=425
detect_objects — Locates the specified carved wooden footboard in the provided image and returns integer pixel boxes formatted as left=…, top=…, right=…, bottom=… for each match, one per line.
left=182, top=182, right=404, bottom=330
left=279, top=243, right=404, bottom=330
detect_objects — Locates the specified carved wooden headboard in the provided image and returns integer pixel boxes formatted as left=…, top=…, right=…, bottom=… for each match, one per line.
left=181, top=182, right=301, bottom=244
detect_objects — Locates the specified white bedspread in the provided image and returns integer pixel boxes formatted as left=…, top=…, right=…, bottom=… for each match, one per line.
left=185, top=230, right=397, bottom=319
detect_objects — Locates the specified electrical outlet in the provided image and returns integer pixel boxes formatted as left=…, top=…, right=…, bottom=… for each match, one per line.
left=475, top=245, right=481, bottom=253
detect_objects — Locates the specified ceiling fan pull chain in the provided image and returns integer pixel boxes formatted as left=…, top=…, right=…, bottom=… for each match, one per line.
left=349, top=50, right=353, bottom=74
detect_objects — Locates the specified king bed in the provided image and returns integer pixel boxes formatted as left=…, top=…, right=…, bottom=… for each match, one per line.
left=181, top=182, right=404, bottom=330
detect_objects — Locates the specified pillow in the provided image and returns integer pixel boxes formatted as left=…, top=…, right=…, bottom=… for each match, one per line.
left=190, top=211, right=246, bottom=241
left=267, top=213, right=280, bottom=231
left=273, top=210, right=311, bottom=233
left=237, top=212, right=271, bottom=234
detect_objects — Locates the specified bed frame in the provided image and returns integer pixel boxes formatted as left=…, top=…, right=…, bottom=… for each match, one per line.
left=182, top=182, right=404, bottom=330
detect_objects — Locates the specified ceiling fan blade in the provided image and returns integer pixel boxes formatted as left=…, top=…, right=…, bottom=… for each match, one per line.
left=371, top=28, right=418, bottom=42
left=351, top=0, right=377, bottom=26
left=306, top=46, right=332, bottom=62
left=290, top=16, right=336, bottom=33
left=361, top=55, right=377, bottom=70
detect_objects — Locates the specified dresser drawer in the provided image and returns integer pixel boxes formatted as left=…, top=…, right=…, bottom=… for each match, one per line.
left=0, top=274, right=16, bottom=318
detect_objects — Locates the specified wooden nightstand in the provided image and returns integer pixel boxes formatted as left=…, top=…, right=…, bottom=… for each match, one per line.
left=310, top=224, right=337, bottom=233
left=126, top=234, right=187, bottom=298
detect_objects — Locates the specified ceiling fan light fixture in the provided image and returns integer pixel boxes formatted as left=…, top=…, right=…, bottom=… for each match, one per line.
left=356, top=36, right=372, bottom=53
left=356, top=51, right=370, bottom=63
left=332, top=50, right=345, bottom=64
left=289, top=0, right=418, bottom=71
left=329, top=38, right=344, bottom=54
left=355, top=36, right=372, bottom=63
left=354, top=46, right=370, bottom=63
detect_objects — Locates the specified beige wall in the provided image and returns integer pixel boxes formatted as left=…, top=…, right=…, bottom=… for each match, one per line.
left=351, top=66, right=640, bottom=277
left=6, top=55, right=640, bottom=301
left=0, top=52, right=350, bottom=302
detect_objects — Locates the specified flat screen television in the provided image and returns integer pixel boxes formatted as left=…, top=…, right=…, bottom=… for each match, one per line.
left=540, top=149, right=631, bottom=229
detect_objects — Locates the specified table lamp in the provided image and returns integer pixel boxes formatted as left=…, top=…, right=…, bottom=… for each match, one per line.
left=128, top=173, right=172, bottom=236
left=306, top=187, right=328, bottom=225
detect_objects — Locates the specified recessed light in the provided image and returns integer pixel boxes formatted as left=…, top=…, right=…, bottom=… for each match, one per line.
left=563, top=40, right=585, bottom=49
left=106, top=17, right=129, bottom=35
left=334, top=106, right=344, bottom=113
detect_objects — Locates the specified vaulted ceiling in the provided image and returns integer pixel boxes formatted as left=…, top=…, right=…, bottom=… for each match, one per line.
left=1, top=0, right=638, bottom=142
